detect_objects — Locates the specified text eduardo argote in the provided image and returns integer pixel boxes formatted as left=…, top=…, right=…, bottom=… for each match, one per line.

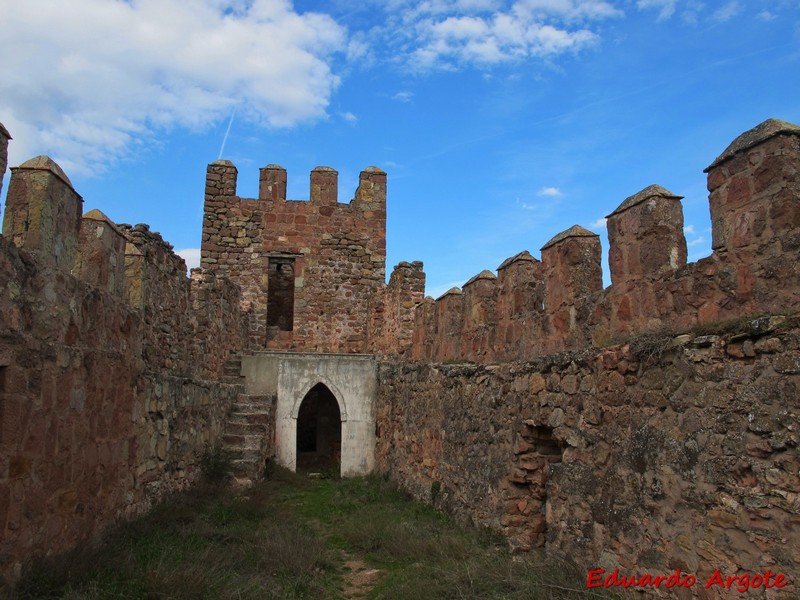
left=587, top=568, right=790, bottom=593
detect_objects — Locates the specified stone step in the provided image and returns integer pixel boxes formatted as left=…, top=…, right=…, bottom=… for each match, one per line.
left=231, top=404, right=269, bottom=414
left=229, top=411, right=271, bottom=425
left=237, top=393, right=272, bottom=403
left=220, top=387, right=272, bottom=483
left=235, top=396, right=271, bottom=405
left=228, top=447, right=263, bottom=462
left=225, top=421, right=266, bottom=436
left=223, top=432, right=263, bottom=447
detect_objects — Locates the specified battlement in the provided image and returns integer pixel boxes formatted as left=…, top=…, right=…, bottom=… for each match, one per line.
left=410, top=118, right=800, bottom=362
left=0, top=151, right=248, bottom=379
left=205, top=161, right=386, bottom=208
left=202, top=162, right=388, bottom=352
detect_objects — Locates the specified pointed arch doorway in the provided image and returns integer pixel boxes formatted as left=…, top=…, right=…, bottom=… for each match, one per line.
left=295, top=382, right=342, bottom=473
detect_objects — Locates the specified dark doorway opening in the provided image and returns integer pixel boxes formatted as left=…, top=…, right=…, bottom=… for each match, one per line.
left=267, top=257, right=295, bottom=333
left=296, top=383, right=341, bottom=474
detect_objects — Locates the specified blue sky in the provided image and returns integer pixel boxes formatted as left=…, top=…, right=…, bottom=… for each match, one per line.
left=1, top=0, right=799, bottom=298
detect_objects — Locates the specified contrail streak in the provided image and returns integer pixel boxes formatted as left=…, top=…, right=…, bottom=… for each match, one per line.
left=218, top=108, right=236, bottom=160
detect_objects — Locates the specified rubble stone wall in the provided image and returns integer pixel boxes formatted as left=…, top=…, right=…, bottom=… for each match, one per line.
left=378, top=319, right=800, bottom=597
left=0, top=150, right=246, bottom=586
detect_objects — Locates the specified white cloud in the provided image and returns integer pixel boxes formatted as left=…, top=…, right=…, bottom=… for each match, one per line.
left=393, top=91, right=415, bottom=102
left=0, top=0, right=346, bottom=175
left=590, top=216, right=607, bottom=229
left=426, top=280, right=466, bottom=300
left=537, top=186, right=563, bottom=196
left=385, top=0, right=620, bottom=71
left=684, top=224, right=695, bottom=234
left=757, top=10, right=776, bottom=22
left=687, top=236, right=706, bottom=247
left=176, top=248, right=202, bottom=270
left=712, top=1, right=740, bottom=22
left=636, top=0, right=677, bottom=21
left=341, top=111, right=359, bottom=123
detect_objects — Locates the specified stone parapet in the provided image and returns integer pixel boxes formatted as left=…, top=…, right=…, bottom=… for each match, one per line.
left=409, top=119, right=800, bottom=362
left=201, top=163, right=387, bottom=353
left=2, top=155, right=83, bottom=271
left=378, top=320, right=800, bottom=596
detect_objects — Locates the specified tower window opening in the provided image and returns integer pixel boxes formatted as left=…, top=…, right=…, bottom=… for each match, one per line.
left=267, top=257, right=295, bottom=332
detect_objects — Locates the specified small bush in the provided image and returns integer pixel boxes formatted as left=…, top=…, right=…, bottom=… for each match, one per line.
left=628, top=331, right=674, bottom=366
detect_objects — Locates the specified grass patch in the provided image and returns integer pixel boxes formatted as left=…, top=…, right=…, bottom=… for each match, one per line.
left=13, top=472, right=621, bottom=600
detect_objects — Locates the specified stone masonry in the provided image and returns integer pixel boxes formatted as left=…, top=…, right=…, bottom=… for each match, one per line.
left=202, top=162, right=390, bottom=352
left=2, top=118, right=800, bottom=597
left=0, top=143, right=246, bottom=587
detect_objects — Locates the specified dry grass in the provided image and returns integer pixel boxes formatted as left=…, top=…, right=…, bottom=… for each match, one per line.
left=13, top=472, right=622, bottom=600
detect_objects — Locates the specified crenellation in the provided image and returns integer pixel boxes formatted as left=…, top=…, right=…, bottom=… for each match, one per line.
left=374, top=260, right=425, bottom=355
left=2, top=155, right=83, bottom=272
left=706, top=120, right=800, bottom=256
left=201, top=162, right=388, bottom=353
left=433, top=287, right=464, bottom=361
left=411, top=296, right=437, bottom=360
left=460, top=270, right=497, bottom=360
left=541, top=225, right=602, bottom=349
left=309, top=166, right=338, bottom=204
left=353, top=166, right=387, bottom=210
left=496, top=251, right=544, bottom=360
left=205, top=160, right=238, bottom=199
left=408, top=118, right=800, bottom=363
left=73, top=209, right=127, bottom=296
left=258, top=163, right=287, bottom=201
left=606, top=184, right=687, bottom=284
left=0, top=150, right=246, bottom=585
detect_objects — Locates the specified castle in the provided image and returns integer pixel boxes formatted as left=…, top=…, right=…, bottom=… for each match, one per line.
left=0, top=118, right=798, bottom=596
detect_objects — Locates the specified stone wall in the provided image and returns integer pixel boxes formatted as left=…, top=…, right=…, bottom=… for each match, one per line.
left=0, top=146, right=247, bottom=586
left=201, top=163, right=389, bottom=353
left=0, top=124, right=10, bottom=206
left=4, top=114, right=800, bottom=596
left=371, top=261, right=426, bottom=357
left=378, top=319, right=800, bottom=597
left=410, top=119, right=800, bottom=363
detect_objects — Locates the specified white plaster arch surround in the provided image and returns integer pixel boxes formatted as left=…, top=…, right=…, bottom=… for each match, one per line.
left=240, top=352, right=376, bottom=477
left=291, top=377, right=348, bottom=421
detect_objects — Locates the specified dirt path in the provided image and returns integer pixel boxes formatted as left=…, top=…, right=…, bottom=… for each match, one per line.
left=341, top=555, right=382, bottom=599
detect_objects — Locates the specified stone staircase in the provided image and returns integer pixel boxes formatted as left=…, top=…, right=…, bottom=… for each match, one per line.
left=223, top=393, right=273, bottom=483
left=222, top=354, right=243, bottom=383
left=220, top=354, right=275, bottom=484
